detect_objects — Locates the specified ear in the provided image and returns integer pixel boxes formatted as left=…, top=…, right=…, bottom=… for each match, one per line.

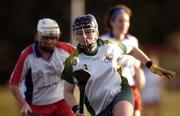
left=110, top=20, right=114, bottom=27
left=96, top=31, right=99, bottom=37
left=35, top=32, right=41, bottom=42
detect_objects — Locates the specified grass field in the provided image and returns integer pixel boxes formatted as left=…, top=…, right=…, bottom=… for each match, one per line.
left=142, top=89, right=180, bottom=116
left=0, top=86, right=179, bottom=116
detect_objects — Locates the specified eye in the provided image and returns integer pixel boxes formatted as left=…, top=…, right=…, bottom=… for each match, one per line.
left=84, top=29, right=95, bottom=34
left=42, top=36, right=58, bottom=40
left=74, top=30, right=83, bottom=35
left=84, top=30, right=91, bottom=34
left=74, top=28, right=95, bottom=35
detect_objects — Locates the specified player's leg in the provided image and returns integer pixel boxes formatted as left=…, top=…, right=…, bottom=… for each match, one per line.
left=112, top=80, right=134, bottom=116
left=113, top=100, right=133, bottom=116
left=132, top=86, right=141, bottom=116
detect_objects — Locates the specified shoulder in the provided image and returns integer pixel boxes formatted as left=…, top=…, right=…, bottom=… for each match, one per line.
left=64, top=49, right=79, bottom=70
left=103, top=39, right=123, bottom=46
left=56, top=41, right=75, bottom=53
left=16, top=44, right=34, bottom=68
left=102, top=39, right=127, bottom=54
left=126, top=34, right=137, bottom=39
left=19, top=44, right=33, bottom=60
left=125, top=34, right=139, bottom=47
left=100, top=34, right=112, bottom=40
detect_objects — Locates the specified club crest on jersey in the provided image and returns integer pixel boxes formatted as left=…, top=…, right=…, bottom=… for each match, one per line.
left=104, top=52, right=113, bottom=63
left=71, top=57, right=79, bottom=65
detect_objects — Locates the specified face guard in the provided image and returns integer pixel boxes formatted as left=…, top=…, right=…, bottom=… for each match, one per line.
left=73, top=14, right=99, bottom=49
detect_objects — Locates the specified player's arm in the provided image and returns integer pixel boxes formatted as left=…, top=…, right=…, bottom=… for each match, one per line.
left=129, top=46, right=175, bottom=79
left=9, top=47, right=33, bottom=115
left=64, top=81, right=77, bottom=108
left=62, top=55, right=81, bottom=114
left=128, top=46, right=150, bottom=64
left=62, top=62, right=77, bottom=107
left=9, top=84, right=32, bottom=115
left=9, top=85, right=28, bottom=108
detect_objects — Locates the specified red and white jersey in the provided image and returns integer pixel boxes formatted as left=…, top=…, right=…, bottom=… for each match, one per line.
left=9, top=42, right=75, bottom=105
left=100, top=33, right=140, bottom=86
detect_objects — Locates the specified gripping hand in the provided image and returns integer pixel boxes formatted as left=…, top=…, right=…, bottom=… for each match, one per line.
left=146, top=61, right=176, bottom=79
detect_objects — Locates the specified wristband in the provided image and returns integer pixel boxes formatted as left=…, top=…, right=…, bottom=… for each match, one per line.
left=72, top=105, right=80, bottom=113
left=146, top=60, right=159, bottom=73
left=146, top=61, right=153, bottom=68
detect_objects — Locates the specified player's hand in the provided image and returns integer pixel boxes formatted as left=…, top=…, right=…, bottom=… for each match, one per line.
left=76, top=110, right=85, bottom=116
left=20, top=103, right=32, bottom=116
left=146, top=61, right=176, bottom=79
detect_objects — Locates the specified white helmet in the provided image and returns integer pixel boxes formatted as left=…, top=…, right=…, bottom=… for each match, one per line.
left=37, top=18, right=60, bottom=39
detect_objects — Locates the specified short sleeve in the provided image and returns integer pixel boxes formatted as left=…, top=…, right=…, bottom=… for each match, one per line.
left=61, top=56, right=75, bottom=84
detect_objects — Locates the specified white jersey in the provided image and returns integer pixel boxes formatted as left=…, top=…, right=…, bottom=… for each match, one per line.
left=63, top=40, right=129, bottom=115
left=9, top=42, right=74, bottom=105
left=100, top=34, right=140, bottom=86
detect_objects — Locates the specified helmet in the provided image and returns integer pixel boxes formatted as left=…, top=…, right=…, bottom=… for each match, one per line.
left=73, top=14, right=99, bottom=52
left=73, top=14, right=98, bottom=32
left=37, top=18, right=60, bottom=38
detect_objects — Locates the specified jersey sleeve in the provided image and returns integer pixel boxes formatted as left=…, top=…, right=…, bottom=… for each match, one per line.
left=122, top=35, right=139, bottom=53
left=126, top=35, right=139, bottom=47
left=100, top=34, right=110, bottom=40
left=9, top=45, right=33, bottom=86
left=61, top=54, right=76, bottom=84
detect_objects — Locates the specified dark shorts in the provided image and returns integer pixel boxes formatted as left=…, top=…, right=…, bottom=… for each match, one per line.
left=97, top=77, right=134, bottom=116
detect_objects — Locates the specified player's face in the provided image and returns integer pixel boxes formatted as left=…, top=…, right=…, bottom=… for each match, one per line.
left=111, top=13, right=130, bottom=35
left=38, top=36, right=58, bottom=52
left=74, top=28, right=98, bottom=46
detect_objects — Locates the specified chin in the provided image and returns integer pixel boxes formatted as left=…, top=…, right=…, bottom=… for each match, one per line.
left=40, top=46, right=54, bottom=52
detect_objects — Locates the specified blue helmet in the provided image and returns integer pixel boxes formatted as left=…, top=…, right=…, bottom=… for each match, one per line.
left=73, top=14, right=98, bottom=31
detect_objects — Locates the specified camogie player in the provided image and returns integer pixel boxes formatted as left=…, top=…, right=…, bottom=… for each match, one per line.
left=9, top=18, right=75, bottom=116
left=100, top=4, right=145, bottom=116
left=62, top=14, right=175, bottom=116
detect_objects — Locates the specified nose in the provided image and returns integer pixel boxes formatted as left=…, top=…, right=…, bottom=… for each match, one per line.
left=82, top=30, right=87, bottom=38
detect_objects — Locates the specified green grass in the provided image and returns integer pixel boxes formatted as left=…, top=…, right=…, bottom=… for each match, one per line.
left=0, top=86, right=179, bottom=116
left=142, top=89, right=180, bottom=116
left=0, top=87, right=19, bottom=116
left=160, top=90, right=180, bottom=116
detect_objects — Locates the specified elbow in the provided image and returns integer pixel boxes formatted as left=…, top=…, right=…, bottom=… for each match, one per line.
left=8, top=82, right=14, bottom=91
left=8, top=83, right=19, bottom=93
